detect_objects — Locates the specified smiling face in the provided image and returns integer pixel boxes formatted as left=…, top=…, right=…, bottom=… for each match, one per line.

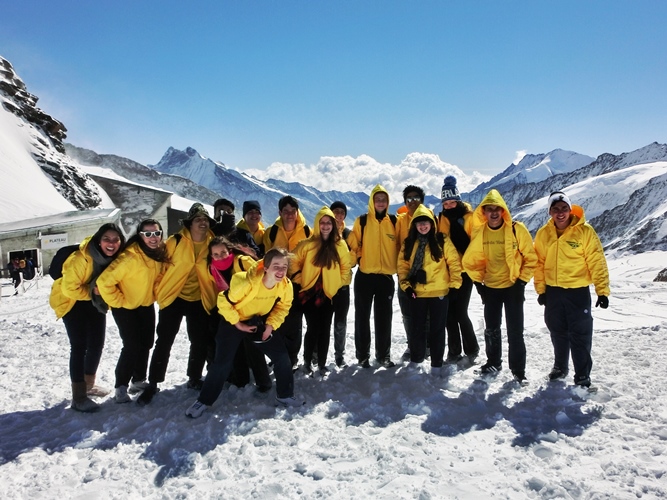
left=139, top=223, right=162, bottom=249
left=279, top=204, right=298, bottom=231
left=404, top=191, right=422, bottom=216
left=550, top=201, right=572, bottom=230
left=415, top=220, right=432, bottom=235
left=319, top=215, right=334, bottom=240
left=264, top=256, right=288, bottom=284
left=373, top=192, right=389, bottom=214
left=331, top=208, right=346, bottom=224
left=244, top=209, right=261, bottom=228
left=442, top=200, right=458, bottom=210
left=100, top=230, right=122, bottom=257
left=189, top=215, right=211, bottom=241
left=483, top=205, right=504, bottom=229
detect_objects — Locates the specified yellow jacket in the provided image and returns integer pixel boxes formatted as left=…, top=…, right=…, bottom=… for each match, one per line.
left=397, top=205, right=463, bottom=297
left=155, top=228, right=218, bottom=311
left=534, top=205, right=610, bottom=296
left=217, top=259, right=293, bottom=330
left=263, top=210, right=310, bottom=252
left=237, top=218, right=266, bottom=247
left=290, top=206, right=354, bottom=300
left=49, top=238, right=94, bottom=319
left=348, top=185, right=399, bottom=275
left=97, top=242, right=162, bottom=309
left=462, top=189, right=537, bottom=286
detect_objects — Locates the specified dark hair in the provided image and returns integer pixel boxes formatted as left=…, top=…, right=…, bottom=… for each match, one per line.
left=263, top=247, right=290, bottom=268
left=206, top=235, right=255, bottom=266
left=312, top=214, right=341, bottom=269
left=278, top=196, right=299, bottom=211
left=403, top=185, right=425, bottom=202
left=126, top=219, right=170, bottom=263
left=403, top=218, right=443, bottom=262
left=213, top=198, right=235, bottom=211
left=91, top=223, right=126, bottom=257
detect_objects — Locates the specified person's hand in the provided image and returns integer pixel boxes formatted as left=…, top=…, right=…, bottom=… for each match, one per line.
left=474, top=282, right=486, bottom=304
left=235, top=322, right=257, bottom=333
left=515, top=279, right=527, bottom=288
left=405, top=287, right=417, bottom=299
left=262, top=325, right=273, bottom=341
left=595, top=296, right=609, bottom=309
left=448, top=287, right=459, bottom=300
left=537, top=294, right=546, bottom=306
left=414, top=269, right=427, bottom=284
left=93, top=286, right=101, bottom=296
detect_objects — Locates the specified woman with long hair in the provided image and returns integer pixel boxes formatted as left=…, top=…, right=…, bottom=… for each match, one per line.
left=398, top=204, right=462, bottom=374
left=50, top=223, right=126, bottom=412
left=290, top=206, right=353, bottom=376
left=97, top=219, right=169, bottom=403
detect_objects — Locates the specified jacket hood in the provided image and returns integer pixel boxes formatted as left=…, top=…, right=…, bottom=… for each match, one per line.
left=271, top=208, right=308, bottom=230
left=472, top=189, right=512, bottom=228
left=410, top=204, right=436, bottom=227
left=368, top=184, right=390, bottom=217
left=312, top=206, right=336, bottom=238
left=547, top=204, right=586, bottom=228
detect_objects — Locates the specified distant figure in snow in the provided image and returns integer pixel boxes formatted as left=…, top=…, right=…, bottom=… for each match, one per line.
left=533, top=191, right=610, bottom=388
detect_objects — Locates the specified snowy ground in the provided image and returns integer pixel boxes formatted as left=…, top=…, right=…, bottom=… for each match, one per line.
left=0, top=251, right=666, bottom=499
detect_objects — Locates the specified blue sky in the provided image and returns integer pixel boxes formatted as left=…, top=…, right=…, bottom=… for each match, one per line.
left=2, top=1, right=665, bottom=175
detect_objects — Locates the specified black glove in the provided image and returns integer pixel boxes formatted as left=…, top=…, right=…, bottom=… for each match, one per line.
left=474, top=282, right=486, bottom=304
left=515, top=279, right=527, bottom=288
left=414, top=269, right=427, bottom=284
left=216, top=212, right=236, bottom=235
left=537, top=294, right=546, bottom=306
left=405, top=287, right=417, bottom=299
left=448, top=287, right=459, bottom=300
left=595, top=295, right=609, bottom=309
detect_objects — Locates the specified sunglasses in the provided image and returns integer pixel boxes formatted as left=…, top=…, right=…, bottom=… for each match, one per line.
left=405, top=196, right=422, bottom=203
left=139, top=230, right=163, bottom=238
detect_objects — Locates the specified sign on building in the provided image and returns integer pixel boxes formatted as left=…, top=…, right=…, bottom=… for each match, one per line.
left=41, top=234, right=68, bottom=249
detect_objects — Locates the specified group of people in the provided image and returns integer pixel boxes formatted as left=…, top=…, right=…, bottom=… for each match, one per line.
left=49, top=178, right=610, bottom=418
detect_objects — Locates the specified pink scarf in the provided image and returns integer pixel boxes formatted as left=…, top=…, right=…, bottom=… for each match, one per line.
left=210, top=254, right=234, bottom=292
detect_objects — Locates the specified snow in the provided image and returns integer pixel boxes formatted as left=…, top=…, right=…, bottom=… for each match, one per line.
left=1, top=252, right=666, bottom=498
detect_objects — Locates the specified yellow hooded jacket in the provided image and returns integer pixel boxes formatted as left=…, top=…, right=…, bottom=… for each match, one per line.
left=348, top=185, right=399, bottom=275
left=289, top=206, right=354, bottom=300
left=217, top=259, right=293, bottom=330
left=397, top=205, right=463, bottom=297
left=97, top=242, right=162, bottom=309
left=49, top=238, right=94, bottom=319
left=237, top=218, right=266, bottom=247
left=534, top=204, right=610, bottom=296
left=155, top=228, right=218, bottom=312
left=462, top=189, right=537, bottom=287
left=262, top=210, right=310, bottom=252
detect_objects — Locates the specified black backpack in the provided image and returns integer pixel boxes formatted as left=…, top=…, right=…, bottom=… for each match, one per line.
left=49, top=244, right=79, bottom=280
left=358, top=213, right=397, bottom=246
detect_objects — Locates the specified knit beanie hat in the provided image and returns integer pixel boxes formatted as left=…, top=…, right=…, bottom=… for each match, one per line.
left=242, top=200, right=262, bottom=216
left=329, top=201, right=347, bottom=217
left=547, top=191, right=572, bottom=212
left=441, top=176, right=461, bottom=202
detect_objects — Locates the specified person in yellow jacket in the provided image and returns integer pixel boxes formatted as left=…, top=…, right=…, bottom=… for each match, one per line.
left=185, top=248, right=305, bottom=418
left=534, top=191, right=610, bottom=388
left=136, top=204, right=219, bottom=405
left=236, top=200, right=266, bottom=256
left=290, top=206, right=354, bottom=375
left=263, top=195, right=312, bottom=369
left=395, top=185, right=426, bottom=362
left=398, top=205, right=462, bottom=374
left=49, top=223, right=125, bottom=412
left=462, top=189, right=537, bottom=382
left=348, top=184, right=399, bottom=368
left=437, top=176, right=480, bottom=364
left=97, top=219, right=169, bottom=403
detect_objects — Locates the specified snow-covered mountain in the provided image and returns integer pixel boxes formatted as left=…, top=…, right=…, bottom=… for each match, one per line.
left=466, top=149, right=595, bottom=207
left=0, top=55, right=103, bottom=223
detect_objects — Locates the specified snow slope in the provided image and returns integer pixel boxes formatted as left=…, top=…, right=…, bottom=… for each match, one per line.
left=0, top=253, right=665, bottom=498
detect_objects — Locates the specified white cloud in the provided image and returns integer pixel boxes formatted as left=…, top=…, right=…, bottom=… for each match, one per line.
left=513, top=150, right=528, bottom=165
left=243, top=153, right=489, bottom=200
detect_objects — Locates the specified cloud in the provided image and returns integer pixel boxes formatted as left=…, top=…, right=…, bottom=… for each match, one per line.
left=513, top=150, right=528, bottom=165
left=242, top=153, right=489, bottom=200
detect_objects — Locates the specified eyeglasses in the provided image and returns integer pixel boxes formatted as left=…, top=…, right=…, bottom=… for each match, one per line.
left=139, top=230, right=163, bottom=238
left=405, top=197, right=421, bottom=203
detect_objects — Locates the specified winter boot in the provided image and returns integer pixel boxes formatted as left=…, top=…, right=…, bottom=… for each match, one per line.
left=84, top=374, right=110, bottom=397
left=71, top=382, right=100, bottom=413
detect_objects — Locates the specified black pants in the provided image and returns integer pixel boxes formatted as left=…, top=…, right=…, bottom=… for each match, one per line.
left=483, top=283, right=526, bottom=374
left=63, top=300, right=106, bottom=383
left=198, top=320, right=294, bottom=406
left=332, top=285, right=350, bottom=361
left=112, top=306, right=155, bottom=388
left=397, top=287, right=414, bottom=351
left=274, top=282, right=303, bottom=367
left=302, top=296, right=335, bottom=369
left=446, top=273, right=479, bottom=357
left=410, top=296, right=448, bottom=366
left=354, top=270, right=395, bottom=363
left=149, top=297, right=212, bottom=384
left=545, top=286, right=594, bottom=384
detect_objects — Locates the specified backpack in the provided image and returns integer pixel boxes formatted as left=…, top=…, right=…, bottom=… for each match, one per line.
left=49, top=244, right=79, bottom=280
left=358, top=213, right=397, bottom=246
left=268, top=223, right=311, bottom=243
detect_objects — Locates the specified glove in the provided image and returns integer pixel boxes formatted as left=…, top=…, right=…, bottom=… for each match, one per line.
left=595, top=295, right=609, bottom=309
left=414, top=269, right=427, bottom=284
left=474, top=282, right=486, bottom=305
left=405, top=287, right=417, bottom=299
left=537, top=294, right=546, bottom=306
left=448, top=287, right=459, bottom=300
left=515, top=279, right=527, bottom=288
